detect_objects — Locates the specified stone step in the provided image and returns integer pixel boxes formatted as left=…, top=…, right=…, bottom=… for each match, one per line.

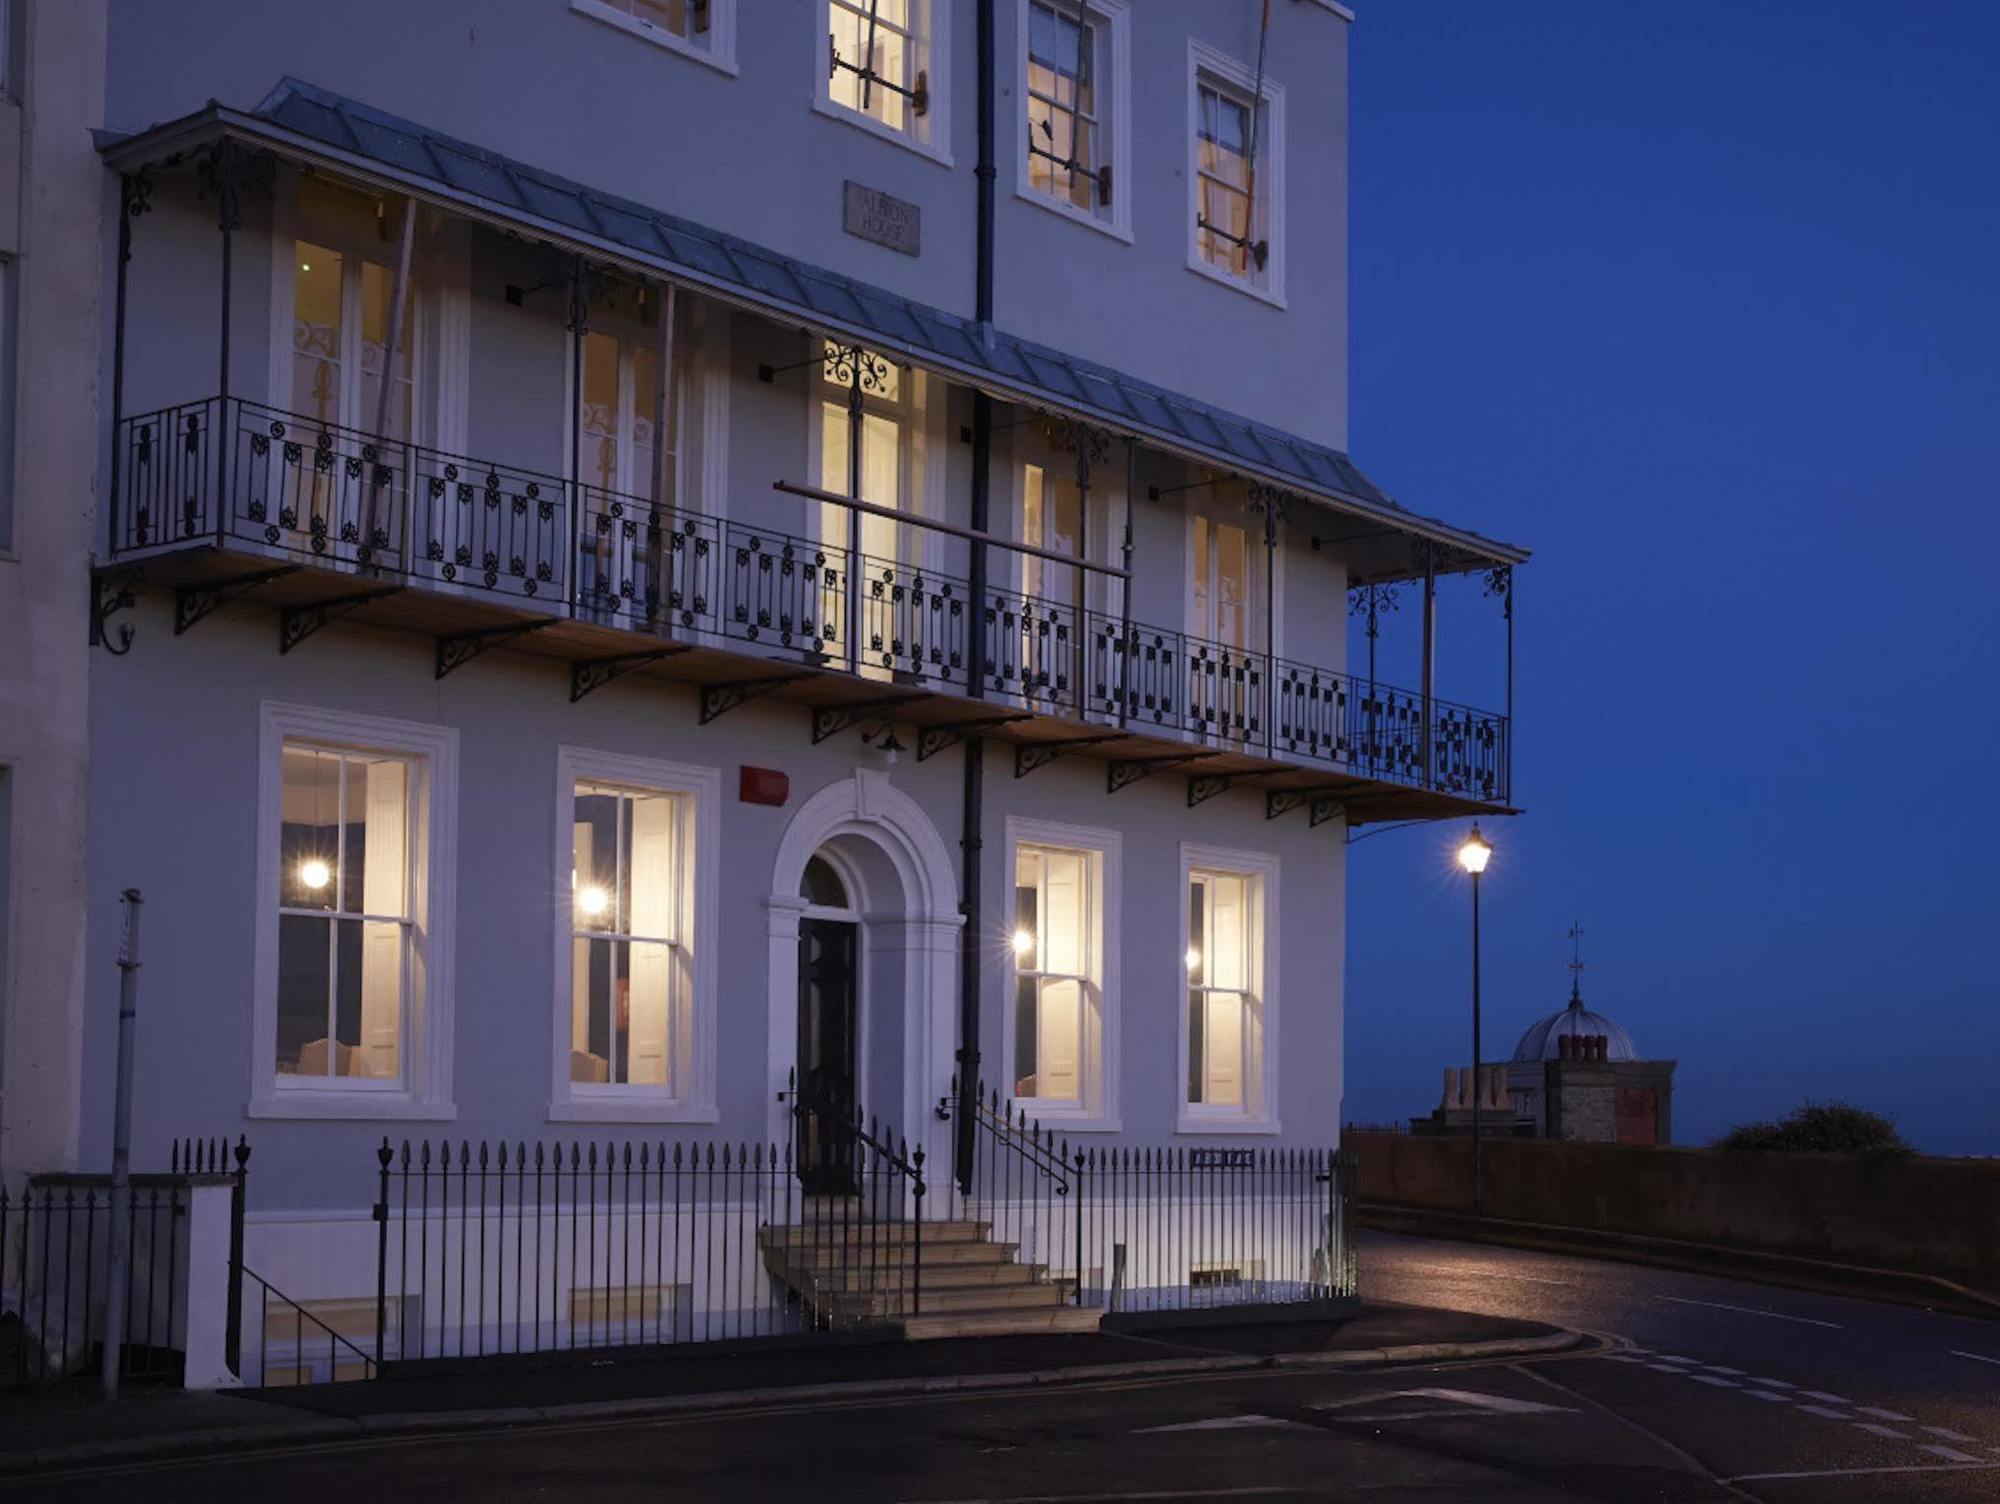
left=761, top=1219, right=991, bottom=1247
left=770, top=1238, right=1020, bottom=1270
left=900, top=1304, right=1104, bottom=1341
left=794, top=1259, right=1040, bottom=1293
left=829, top=1281, right=1066, bottom=1319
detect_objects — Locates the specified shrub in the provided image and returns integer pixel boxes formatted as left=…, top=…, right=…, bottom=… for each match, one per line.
left=1716, top=1101, right=1913, bottom=1155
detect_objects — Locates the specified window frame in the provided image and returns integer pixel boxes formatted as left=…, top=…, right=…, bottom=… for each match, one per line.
left=550, top=746, right=721, bottom=1123
left=1185, top=39, right=1287, bottom=308
left=251, top=703, right=459, bottom=1121
left=570, top=0, right=739, bottom=76
left=1177, top=841, right=1279, bottom=1134
left=1004, top=816, right=1121, bottom=1130
left=1013, top=0, right=1132, bottom=242
left=813, top=0, right=952, bottom=166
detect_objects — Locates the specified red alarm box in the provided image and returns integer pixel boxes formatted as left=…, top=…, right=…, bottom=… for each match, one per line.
left=738, top=766, right=790, bottom=807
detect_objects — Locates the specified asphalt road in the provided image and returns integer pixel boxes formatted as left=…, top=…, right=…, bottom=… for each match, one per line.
left=6, top=1233, right=1996, bottom=1502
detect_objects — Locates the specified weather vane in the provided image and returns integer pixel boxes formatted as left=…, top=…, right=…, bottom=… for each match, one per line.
left=1567, top=923, right=1586, bottom=1001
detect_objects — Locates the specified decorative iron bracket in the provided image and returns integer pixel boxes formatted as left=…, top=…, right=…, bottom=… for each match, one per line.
left=278, top=586, right=403, bottom=655
left=916, top=712, right=1033, bottom=762
left=1265, top=790, right=1310, bottom=821
left=435, top=618, right=560, bottom=680
left=699, top=672, right=815, bottom=725
left=570, top=646, right=694, bottom=703
left=810, top=693, right=931, bottom=745
left=1310, top=795, right=1345, bottom=829
left=1107, top=753, right=1209, bottom=793
left=1187, top=769, right=1278, bottom=808
left=91, top=574, right=140, bottom=655
left=1014, top=734, right=1123, bottom=779
left=174, top=565, right=301, bottom=636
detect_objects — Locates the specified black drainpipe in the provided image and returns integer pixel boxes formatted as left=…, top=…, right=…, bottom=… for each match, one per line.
left=955, top=0, right=998, bottom=1196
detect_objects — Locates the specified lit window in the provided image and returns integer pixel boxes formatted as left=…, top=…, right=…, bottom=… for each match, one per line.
left=819, top=0, right=943, bottom=155
left=276, top=744, right=413, bottom=1084
left=570, top=782, right=684, bottom=1091
left=1189, top=44, right=1285, bottom=300
left=1184, top=854, right=1273, bottom=1122
left=818, top=341, right=912, bottom=680
left=1013, top=845, right=1090, bottom=1103
left=1020, top=0, right=1127, bottom=233
left=570, top=0, right=736, bottom=71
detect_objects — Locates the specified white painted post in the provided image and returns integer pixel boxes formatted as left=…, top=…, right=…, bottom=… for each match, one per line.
left=177, top=1181, right=241, bottom=1390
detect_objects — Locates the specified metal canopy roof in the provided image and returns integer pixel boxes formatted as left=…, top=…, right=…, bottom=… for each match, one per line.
left=99, top=77, right=1529, bottom=579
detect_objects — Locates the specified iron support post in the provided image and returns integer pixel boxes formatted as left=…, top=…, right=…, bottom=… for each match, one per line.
left=1119, top=439, right=1135, bottom=726
left=214, top=144, right=238, bottom=548
left=567, top=257, right=586, bottom=616
left=100, top=889, right=143, bottom=1400
left=1420, top=545, right=1436, bottom=789
left=845, top=351, right=863, bottom=677
left=1470, top=869, right=1483, bottom=1219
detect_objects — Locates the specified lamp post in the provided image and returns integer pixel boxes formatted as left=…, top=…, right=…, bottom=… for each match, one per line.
left=1456, top=824, right=1492, bottom=1217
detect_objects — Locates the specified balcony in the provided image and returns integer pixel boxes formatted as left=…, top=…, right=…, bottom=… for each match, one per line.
left=100, top=396, right=1510, bottom=821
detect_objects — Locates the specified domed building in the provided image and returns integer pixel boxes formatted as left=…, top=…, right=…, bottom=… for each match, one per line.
left=1502, top=974, right=1675, bottom=1145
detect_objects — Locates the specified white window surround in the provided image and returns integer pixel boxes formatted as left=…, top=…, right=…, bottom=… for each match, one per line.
left=812, top=0, right=953, bottom=167
left=570, top=0, right=739, bottom=76
left=1013, top=0, right=1132, bottom=243
left=1004, top=816, right=1122, bottom=1131
left=549, top=746, right=720, bottom=1123
left=1185, top=39, right=1288, bottom=310
left=1177, top=841, right=1280, bottom=1135
left=251, top=703, right=458, bottom=1121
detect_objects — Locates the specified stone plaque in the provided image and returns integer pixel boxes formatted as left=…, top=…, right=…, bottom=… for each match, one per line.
left=842, top=181, right=921, bottom=257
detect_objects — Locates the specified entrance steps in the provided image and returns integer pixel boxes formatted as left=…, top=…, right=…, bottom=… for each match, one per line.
left=760, top=1206, right=1102, bottom=1340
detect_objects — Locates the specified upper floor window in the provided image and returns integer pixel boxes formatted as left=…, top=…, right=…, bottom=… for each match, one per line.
left=255, top=703, right=458, bottom=1120
left=1018, top=0, right=1129, bottom=238
left=818, top=0, right=947, bottom=161
left=1188, top=42, right=1286, bottom=304
left=289, top=178, right=420, bottom=444
left=571, top=0, right=738, bottom=74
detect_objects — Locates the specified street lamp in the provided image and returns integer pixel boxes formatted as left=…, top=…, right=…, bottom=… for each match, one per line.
left=1457, top=824, right=1492, bottom=1217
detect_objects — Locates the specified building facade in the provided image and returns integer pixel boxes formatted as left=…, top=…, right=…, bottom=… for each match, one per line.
left=25, top=0, right=1524, bottom=1346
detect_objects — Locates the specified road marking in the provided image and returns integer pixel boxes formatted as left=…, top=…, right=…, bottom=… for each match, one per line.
left=1800, top=1390, right=1852, bottom=1404
left=1705, top=1365, right=1746, bottom=1375
left=1922, top=1426, right=1980, bottom=1444
left=897, top=1490, right=1305, bottom=1503
left=1917, top=1444, right=1985, bottom=1463
left=1135, top=1415, right=1312, bottom=1434
left=1855, top=1406, right=1913, bottom=1422
left=1950, top=1349, right=2000, bottom=1368
left=1799, top=1404, right=1851, bottom=1420
left=1311, top=1388, right=1574, bottom=1417
left=1853, top=1422, right=1910, bottom=1440
left=1651, top=1353, right=1699, bottom=1363
left=1742, top=1389, right=1791, bottom=1404
left=1749, top=1377, right=1795, bottom=1390
left=1648, top=1364, right=1691, bottom=1374
left=1690, top=1375, right=1741, bottom=1389
left=1727, top=1462, right=2000, bottom=1483
left=1653, top=1295, right=1842, bottom=1329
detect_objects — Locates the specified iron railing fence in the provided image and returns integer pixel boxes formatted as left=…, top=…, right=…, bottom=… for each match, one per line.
left=0, top=1136, right=247, bottom=1389
left=369, top=1124, right=925, bottom=1371
left=941, top=1080, right=1358, bottom=1318
left=107, top=396, right=1508, bottom=804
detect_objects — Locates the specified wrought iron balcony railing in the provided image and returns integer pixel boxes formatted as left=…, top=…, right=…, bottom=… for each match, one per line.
left=107, top=397, right=1508, bottom=804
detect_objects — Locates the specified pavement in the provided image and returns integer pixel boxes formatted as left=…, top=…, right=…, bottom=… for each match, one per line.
left=4, top=1232, right=1996, bottom=1500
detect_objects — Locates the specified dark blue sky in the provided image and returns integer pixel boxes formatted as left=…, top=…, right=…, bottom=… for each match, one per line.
left=1341, top=0, right=2000, bottom=1155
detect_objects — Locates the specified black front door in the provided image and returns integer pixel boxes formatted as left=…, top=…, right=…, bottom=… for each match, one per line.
left=796, top=918, right=859, bottom=1192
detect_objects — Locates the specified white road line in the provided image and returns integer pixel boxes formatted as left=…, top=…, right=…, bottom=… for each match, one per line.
left=1727, top=1462, right=2000, bottom=1483
left=1651, top=1353, right=1698, bottom=1363
left=1922, top=1426, right=1980, bottom=1444
left=1951, top=1349, right=2000, bottom=1367
left=1704, top=1365, right=1746, bottom=1375
left=1855, top=1406, right=1914, bottom=1422
left=1854, top=1422, right=1911, bottom=1441
left=1135, top=1415, right=1313, bottom=1434
left=1690, top=1375, right=1741, bottom=1389
left=1798, top=1404, right=1851, bottom=1420
left=1653, top=1295, right=1841, bottom=1329
left=1749, top=1377, right=1795, bottom=1390
left=1311, top=1388, right=1574, bottom=1417
left=1800, top=1390, right=1852, bottom=1404
left=1917, top=1444, right=1985, bottom=1464
left=1742, top=1390, right=1791, bottom=1404
left=896, top=1489, right=1305, bottom=1503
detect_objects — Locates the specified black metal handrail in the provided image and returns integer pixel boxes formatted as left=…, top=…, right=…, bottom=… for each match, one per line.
left=940, top=1076, right=1085, bottom=1306
left=107, top=395, right=1509, bottom=803
left=242, top=1267, right=378, bottom=1387
left=786, top=1071, right=926, bottom=1319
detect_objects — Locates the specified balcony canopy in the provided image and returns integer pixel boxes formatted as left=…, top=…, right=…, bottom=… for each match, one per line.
left=98, top=78, right=1527, bottom=587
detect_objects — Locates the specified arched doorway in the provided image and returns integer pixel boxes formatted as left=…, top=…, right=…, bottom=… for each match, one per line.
left=766, top=770, right=960, bottom=1179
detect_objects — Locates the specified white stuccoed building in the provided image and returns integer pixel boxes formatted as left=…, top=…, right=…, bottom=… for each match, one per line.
left=10, top=0, right=1527, bottom=1367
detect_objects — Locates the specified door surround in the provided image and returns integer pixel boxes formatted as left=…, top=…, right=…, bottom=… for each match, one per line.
left=765, top=769, right=961, bottom=1173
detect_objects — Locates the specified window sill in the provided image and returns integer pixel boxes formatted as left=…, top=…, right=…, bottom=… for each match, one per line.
left=812, top=97, right=953, bottom=168
left=1175, top=1112, right=1282, bottom=1137
left=1008, top=1111, right=1123, bottom=1135
left=549, top=1099, right=722, bottom=1125
left=1185, top=255, right=1287, bottom=311
left=250, top=1092, right=457, bottom=1123
left=1015, top=183, right=1133, bottom=244
left=571, top=0, right=738, bottom=76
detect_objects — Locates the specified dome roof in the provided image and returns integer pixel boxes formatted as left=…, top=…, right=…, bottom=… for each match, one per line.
left=1512, top=985, right=1639, bottom=1062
